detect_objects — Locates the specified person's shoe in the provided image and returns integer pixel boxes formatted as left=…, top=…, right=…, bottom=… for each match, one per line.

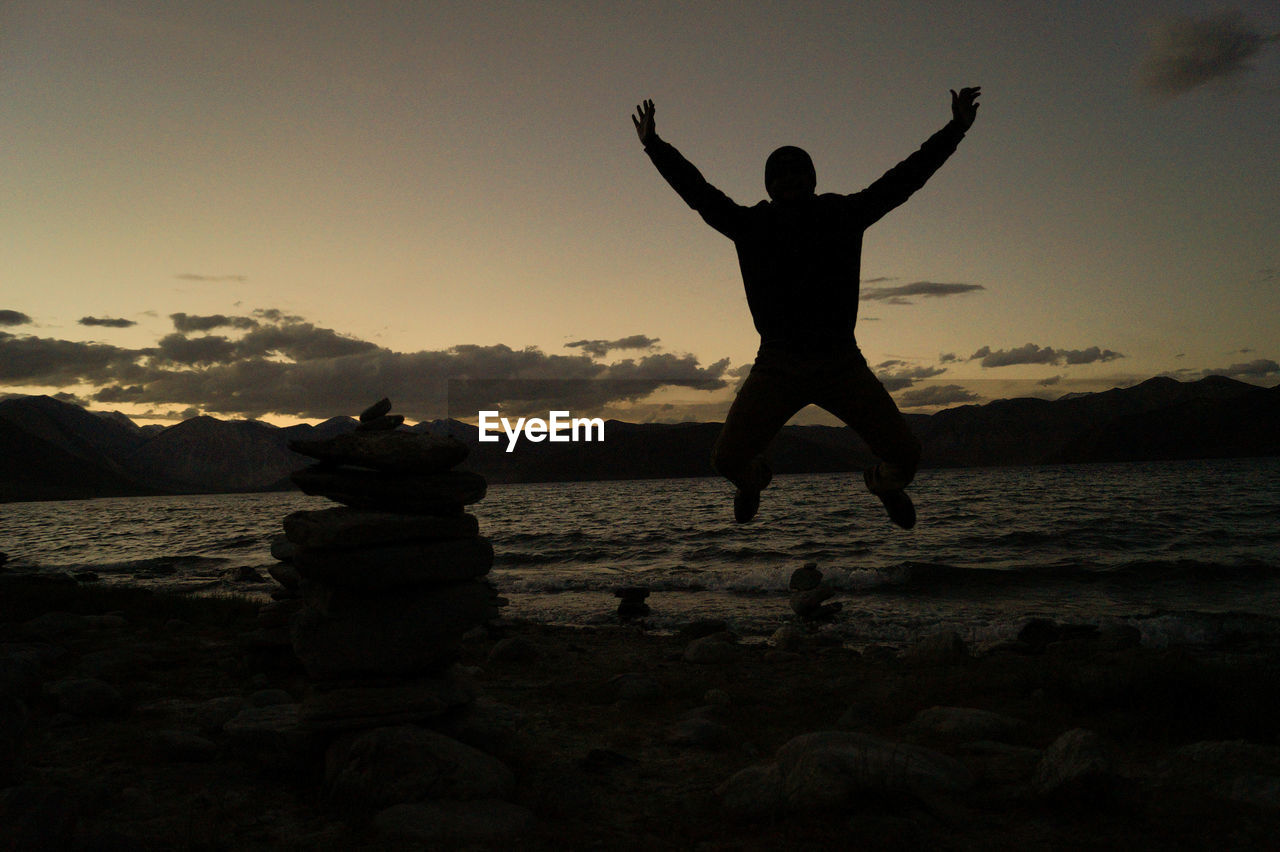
left=864, top=469, right=916, bottom=530
left=734, top=487, right=762, bottom=523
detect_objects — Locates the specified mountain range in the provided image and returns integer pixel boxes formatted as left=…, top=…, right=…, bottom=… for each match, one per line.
left=2, top=375, right=1277, bottom=503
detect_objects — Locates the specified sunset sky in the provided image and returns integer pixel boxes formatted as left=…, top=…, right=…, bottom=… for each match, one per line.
left=3, top=1, right=1278, bottom=425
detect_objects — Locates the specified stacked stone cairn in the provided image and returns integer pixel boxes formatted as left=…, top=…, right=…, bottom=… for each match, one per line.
left=789, top=562, right=842, bottom=621
left=614, top=586, right=651, bottom=620
left=281, top=399, right=505, bottom=732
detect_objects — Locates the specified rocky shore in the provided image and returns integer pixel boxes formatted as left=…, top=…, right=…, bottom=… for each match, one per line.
left=4, top=570, right=1280, bottom=850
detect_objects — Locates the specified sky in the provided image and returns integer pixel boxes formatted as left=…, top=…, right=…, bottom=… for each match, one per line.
left=3, top=0, right=1278, bottom=426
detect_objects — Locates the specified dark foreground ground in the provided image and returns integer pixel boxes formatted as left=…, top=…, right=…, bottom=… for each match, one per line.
left=3, top=575, right=1280, bottom=850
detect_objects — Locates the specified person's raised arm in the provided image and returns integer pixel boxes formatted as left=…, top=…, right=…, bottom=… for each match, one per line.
left=632, top=98, right=746, bottom=239
left=632, top=98, right=656, bottom=145
left=851, top=86, right=980, bottom=227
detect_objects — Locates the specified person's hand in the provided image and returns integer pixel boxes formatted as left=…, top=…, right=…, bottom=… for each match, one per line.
left=950, top=86, right=981, bottom=130
left=632, top=99, right=656, bottom=144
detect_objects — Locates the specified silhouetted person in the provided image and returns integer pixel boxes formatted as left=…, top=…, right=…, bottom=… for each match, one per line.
left=633, top=88, right=980, bottom=528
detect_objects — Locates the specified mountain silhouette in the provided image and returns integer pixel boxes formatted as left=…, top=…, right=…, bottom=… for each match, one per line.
left=1, top=375, right=1277, bottom=502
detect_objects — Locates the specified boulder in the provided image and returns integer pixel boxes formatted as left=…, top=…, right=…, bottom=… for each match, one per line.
left=718, top=731, right=973, bottom=817
left=683, top=634, right=741, bottom=665
left=325, top=725, right=514, bottom=813
left=48, top=678, right=125, bottom=718
left=907, top=706, right=1026, bottom=741
left=1034, top=728, right=1111, bottom=797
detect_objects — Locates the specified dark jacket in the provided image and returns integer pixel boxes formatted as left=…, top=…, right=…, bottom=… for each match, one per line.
left=644, top=121, right=967, bottom=351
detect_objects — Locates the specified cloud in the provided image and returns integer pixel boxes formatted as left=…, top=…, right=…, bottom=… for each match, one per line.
left=0, top=310, right=33, bottom=327
left=861, top=281, right=985, bottom=304
left=0, top=331, right=144, bottom=385
left=968, top=343, right=1124, bottom=368
left=938, top=352, right=959, bottom=363
left=564, top=334, right=661, bottom=358
left=78, top=316, right=137, bottom=328
left=171, top=312, right=259, bottom=332
left=1037, top=375, right=1063, bottom=387
left=0, top=309, right=732, bottom=420
left=1203, top=358, right=1279, bottom=380
left=875, top=364, right=948, bottom=392
left=155, top=333, right=239, bottom=365
left=896, top=384, right=980, bottom=408
left=175, top=273, right=248, bottom=283
left=1138, top=12, right=1279, bottom=98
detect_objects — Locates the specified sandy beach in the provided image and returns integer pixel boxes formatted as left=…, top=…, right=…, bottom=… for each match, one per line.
left=4, top=572, right=1280, bottom=850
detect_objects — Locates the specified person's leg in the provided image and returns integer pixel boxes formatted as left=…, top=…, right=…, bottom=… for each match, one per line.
left=712, top=351, right=808, bottom=520
left=812, top=349, right=921, bottom=527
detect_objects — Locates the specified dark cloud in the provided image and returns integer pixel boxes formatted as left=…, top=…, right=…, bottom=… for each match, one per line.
left=969, top=343, right=1124, bottom=368
left=171, top=312, right=259, bottom=332
left=860, top=276, right=898, bottom=284
left=21, top=310, right=733, bottom=420
left=1, top=310, right=33, bottom=327
left=78, top=316, right=137, bottom=328
left=1037, top=375, right=1063, bottom=387
left=564, top=334, right=661, bottom=358
left=897, top=384, right=981, bottom=409
left=156, top=333, right=239, bottom=365
left=1138, top=12, right=1278, bottom=98
left=875, top=364, right=948, bottom=392
left=938, top=352, right=959, bottom=363
left=176, top=273, right=248, bottom=283
left=1202, top=359, right=1279, bottom=381
left=0, top=331, right=143, bottom=385
left=861, top=281, right=985, bottom=304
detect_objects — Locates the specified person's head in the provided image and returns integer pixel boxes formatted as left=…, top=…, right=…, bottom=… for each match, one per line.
left=765, top=146, right=816, bottom=202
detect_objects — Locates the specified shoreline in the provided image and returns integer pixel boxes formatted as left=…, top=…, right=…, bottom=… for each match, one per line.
left=4, top=574, right=1280, bottom=848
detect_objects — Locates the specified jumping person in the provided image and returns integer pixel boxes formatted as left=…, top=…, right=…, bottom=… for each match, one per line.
left=632, top=88, right=980, bottom=528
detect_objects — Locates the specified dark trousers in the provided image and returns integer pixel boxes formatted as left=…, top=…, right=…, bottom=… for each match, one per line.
left=711, top=345, right=921, bottom=492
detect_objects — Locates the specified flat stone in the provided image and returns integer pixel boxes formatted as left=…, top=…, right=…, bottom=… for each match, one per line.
left=289, top=431, right=468, bottom=474
left=359, top=398, right=392, bottom=421
left=300, top=676, right=476, bottom=732
left=284, top=507, right=479, bottom=549
left=294, top=538, right=493, bottom=590
left=291, top=466, right=486, bottom=513
left=355, top=414, right=404, bottom=431
left=326, top=725, right=514, bottom=813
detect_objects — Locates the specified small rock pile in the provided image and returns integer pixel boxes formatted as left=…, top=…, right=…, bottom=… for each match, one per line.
left=280, top=399, right=505, bottom=732
left=789, top=562, right=842, bottom=621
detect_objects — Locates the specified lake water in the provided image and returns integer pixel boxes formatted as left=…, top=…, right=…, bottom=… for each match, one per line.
left=5, top=457, right=1279, bottom=648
